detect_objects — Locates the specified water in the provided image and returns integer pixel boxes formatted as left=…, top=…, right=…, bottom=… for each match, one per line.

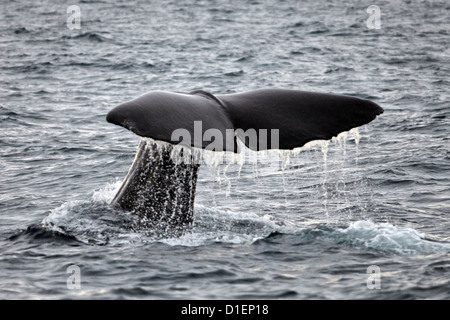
left=1, top=0, right=449, bottom=300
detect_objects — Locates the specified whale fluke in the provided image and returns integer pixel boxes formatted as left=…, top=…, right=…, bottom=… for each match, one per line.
left=107, top=89, right=383, bottom=152
left=106, top=89, right=383, bottom=230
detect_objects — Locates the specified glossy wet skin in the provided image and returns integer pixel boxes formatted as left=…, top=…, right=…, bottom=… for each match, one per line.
left=106, top=89, right=383, bottom=152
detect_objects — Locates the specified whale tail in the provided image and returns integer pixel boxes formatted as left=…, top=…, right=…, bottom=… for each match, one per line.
left=106, top=89, right=383, bottom=152
left=106, top=89, right=383, bottom=229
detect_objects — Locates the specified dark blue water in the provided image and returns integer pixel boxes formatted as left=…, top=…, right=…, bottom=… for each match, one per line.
left=1, top=0, right=449, bottom=299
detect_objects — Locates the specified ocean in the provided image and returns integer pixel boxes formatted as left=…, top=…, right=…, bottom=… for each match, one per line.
left=0, top=0, right=449, bottom=300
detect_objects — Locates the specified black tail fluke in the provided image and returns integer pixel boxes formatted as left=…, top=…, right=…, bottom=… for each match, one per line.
left=107, top=89, right=383, bottom=152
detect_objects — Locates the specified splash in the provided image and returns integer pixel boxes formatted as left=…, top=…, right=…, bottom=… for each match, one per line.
left=91, top=178, right=122, bottom=203
left=37, top=128, right=378, bottom=246
left=38, top=181, right=450, bottom=254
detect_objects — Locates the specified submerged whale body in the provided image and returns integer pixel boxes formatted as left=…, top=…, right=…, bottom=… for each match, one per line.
left=106, top=89, right=383, bottom=229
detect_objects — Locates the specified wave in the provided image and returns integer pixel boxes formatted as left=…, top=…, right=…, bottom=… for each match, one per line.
left=223, top=70, right=244, bottom=77
left=255, top=221, right=450, bottom=255
left=13, top=27, right=31, bottom=34
left=2, top=61, right=54, bottom=74
left=330, top=220, right=450, bottom=255
left=7, top=224, right=81, bottom=244
left=0, top=105, right=19, bottom=117
left=62, top=32, right=113, bottom=43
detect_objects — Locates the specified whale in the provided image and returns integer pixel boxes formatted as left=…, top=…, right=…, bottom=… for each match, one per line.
left=106, top=89, right=383, bottom=230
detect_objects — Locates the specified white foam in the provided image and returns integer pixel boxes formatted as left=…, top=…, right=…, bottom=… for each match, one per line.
left=155, top=204, right=291, bottom=247
left=157, top=231, right=261, bottom=247
left=337, top=220, right=450, bottom=254
left=41, top=200, right=82, bottom=233
left=91, top=178, right=122, bottom=204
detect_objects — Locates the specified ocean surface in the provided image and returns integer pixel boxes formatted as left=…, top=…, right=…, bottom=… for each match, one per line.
left=1, top=0, right=449, bottom=300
